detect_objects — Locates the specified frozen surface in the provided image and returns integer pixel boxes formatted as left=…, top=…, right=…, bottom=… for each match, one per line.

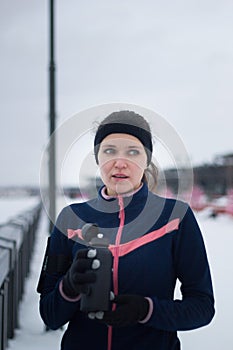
left=7, top=207, right=64, bottom=350
left=179, top=210, right=233, bottom=349
left=1, top=199, right=232, bottom=350
left=0, top=196, right=40, bottom=224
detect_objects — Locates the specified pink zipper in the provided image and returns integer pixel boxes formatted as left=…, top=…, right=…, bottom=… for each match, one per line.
left=107, top=195, right=125, bottom=350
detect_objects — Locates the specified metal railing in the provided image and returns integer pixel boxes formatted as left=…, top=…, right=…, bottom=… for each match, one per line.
left=0, top=202, right=42, bottom=350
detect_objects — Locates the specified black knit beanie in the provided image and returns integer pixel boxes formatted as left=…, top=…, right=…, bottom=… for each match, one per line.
left=94, top=111, right=153, bottom=165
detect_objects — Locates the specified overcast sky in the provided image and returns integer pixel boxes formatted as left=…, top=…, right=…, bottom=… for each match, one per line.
left=0, top=0, right=232, bottom=187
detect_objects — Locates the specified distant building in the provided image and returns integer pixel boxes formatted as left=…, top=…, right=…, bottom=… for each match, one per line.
left=164, top=153, right=233, bottom=197
left=194, top=153, right=233, bottom=196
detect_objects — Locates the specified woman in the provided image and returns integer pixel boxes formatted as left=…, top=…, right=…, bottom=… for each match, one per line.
left=38, top=110, right=215, bottom=350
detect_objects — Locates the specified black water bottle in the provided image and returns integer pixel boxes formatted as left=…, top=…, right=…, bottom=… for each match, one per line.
left=80, top=224, right=112, bottom=312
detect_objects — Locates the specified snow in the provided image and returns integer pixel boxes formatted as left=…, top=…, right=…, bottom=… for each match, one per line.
left=1, top=198, right=233, bottom=349
left=0, top=196, right=40, bottom=225
left=6, top=206, right=63, bottom=350
left=179, top=210, right=233, bottom=349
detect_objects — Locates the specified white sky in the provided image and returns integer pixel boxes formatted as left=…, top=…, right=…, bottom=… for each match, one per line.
left=0, top=0, right=233, bottom=186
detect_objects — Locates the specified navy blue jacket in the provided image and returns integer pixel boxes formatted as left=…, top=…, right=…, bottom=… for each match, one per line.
left=39, top=183, right=215, bottom=350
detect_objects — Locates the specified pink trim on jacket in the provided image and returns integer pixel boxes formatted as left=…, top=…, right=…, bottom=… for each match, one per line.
left=67, top=228, right=83, bottom=240
left=59, top=280, right=81, bottom=303
left=112, top=196, right=125, bottom=295
left=139, top=297, right=154, bottom=324
left=108, top=195, right=125, bottom=350
left=109, top=218, right=180, bottom=257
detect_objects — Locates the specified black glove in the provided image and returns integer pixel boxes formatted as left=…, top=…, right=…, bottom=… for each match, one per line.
left=93, top=294, right=149, bottom=327
left=62, top=248, right=99, bottom=298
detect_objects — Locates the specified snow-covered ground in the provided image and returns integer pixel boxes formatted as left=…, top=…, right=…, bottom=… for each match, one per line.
left=6, top=209, right=64, bottom=349
left=0, top=196, right=40, bottom=225
left=1, top=198, right=232, bottom=349
left=179, top=210, right=233, bottom=349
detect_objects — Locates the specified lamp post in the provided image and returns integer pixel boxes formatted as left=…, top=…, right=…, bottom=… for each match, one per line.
left=48, top=0, right=56, bottom=232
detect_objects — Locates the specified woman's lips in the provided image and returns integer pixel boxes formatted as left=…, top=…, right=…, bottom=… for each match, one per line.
left=112, top=174, right=129, bottom=180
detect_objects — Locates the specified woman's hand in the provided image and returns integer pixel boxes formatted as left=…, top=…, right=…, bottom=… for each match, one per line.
left=62, top=249, right=100, bottom=298
left=88, top=294, right=150, bottom=327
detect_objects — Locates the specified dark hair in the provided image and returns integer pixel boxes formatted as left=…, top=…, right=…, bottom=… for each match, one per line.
left=94, top=110, right=158, bottom=192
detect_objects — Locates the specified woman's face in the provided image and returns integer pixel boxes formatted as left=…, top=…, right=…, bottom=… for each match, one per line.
left=98, top=133, right=147, bottom=196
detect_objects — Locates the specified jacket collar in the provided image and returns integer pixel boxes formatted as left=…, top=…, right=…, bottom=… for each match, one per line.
left=100, top=183, right=143, bottom=200
left=96, top=182, right=149, bottom=215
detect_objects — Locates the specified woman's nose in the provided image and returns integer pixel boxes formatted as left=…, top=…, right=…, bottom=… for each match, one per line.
left=114, top=157, right=127, bottom=168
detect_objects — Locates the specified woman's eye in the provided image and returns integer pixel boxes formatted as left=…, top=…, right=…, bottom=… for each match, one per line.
left=128, top=149, right=140, bottom=156
left=103, top=148, right=116, bottom=155
left=102, top=148, right=140, bottom=156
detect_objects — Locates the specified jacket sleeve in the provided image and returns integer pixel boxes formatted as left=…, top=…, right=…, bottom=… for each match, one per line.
left=38, top=207, right=82, bottom=330
left=146, top=206, right=215, bottom=331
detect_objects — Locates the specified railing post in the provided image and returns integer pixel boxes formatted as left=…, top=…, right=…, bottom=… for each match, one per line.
left=0, top=202, right=42, bottom=346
